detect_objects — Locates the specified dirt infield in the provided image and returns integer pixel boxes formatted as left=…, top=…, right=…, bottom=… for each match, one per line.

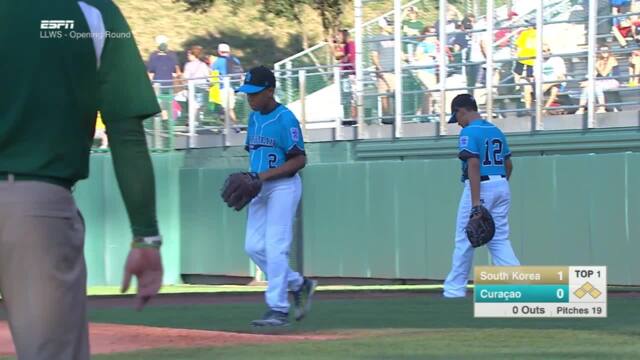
left=0, top=322, right=350, bottom=356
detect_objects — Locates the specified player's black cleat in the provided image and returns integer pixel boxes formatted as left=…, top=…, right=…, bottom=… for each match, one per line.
left=250, top=310, right=290, bottom=327
left=291, top=278, right=318, bottom=321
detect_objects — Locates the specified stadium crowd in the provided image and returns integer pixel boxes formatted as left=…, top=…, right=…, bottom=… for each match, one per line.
left=330, top=0, right=640, bottom=121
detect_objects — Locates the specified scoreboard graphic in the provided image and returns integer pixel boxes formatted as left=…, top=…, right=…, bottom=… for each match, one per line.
left=474, top=266, right=607, bottom=318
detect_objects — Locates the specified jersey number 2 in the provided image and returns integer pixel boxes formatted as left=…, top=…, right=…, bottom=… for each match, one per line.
left=268, top=154, right=277, bottom=168
left=483, top=139, right=504, bottom=166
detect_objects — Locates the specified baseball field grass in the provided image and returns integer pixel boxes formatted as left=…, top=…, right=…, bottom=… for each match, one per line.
left=2, top=288, right=638, bottom=359
left=82, top=290, right=639, bottom=359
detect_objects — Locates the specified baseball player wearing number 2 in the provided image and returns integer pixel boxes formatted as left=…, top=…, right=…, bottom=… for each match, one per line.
left=443, top=94, right=520, bottom=298
left=235, top=66, right=317, bottom=327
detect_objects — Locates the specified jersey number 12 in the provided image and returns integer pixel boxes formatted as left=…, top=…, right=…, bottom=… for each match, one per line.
left=483, top=139, right=503, bottom=166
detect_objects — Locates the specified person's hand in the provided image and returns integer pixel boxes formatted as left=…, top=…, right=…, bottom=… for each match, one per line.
left=121, top=247, right=163, bottom=311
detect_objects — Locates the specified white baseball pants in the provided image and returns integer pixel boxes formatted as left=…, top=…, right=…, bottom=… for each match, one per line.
left=244, top=174, right=304, bottom=313
left=443, top=176, right=520, bottom=298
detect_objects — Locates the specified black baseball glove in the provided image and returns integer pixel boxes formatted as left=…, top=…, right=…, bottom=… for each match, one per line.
left=465, top=205, right=495, bottom=248
left=221, top=172, right=262, bottom=211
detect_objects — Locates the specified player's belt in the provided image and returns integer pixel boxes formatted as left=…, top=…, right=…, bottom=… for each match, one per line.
left=0, top=173, right=74, bottom=190
left=480, top=175, right=506, bottom=182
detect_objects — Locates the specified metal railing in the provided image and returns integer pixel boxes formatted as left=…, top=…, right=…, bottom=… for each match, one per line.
left=91, top=73, right=253, bottom=151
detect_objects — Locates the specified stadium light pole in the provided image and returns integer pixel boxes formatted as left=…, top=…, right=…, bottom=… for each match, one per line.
left=534, top=0, right=544, bottom=131
left=394, top=0, right=403, bottom=138
left=354, top=0, right=365, bottom=139
left=587, top=0, right=597, bottom=129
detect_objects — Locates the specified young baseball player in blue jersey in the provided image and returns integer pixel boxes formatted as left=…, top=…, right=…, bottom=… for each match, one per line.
left=443, top=94, right=520, bottom=298
left=235, top=66, right=317, bottom=327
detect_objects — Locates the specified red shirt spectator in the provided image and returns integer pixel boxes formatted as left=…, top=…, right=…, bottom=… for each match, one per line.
left=616, top=18, right=640, bottom=38
left=335, top=30, right=355, bottom=73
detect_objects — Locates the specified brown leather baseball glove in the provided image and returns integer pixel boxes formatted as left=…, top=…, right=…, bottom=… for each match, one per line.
left=465, top=205, right=495, bottom=248
left=221, top=172, right=262, bottom=211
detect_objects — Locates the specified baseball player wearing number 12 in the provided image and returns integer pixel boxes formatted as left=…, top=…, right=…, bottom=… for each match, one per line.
left=443, top=94, right=520, bottom=298
left=235, top=66, right=317, bottom=327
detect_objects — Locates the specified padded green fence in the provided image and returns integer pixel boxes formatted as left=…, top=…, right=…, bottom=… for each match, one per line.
left=77, top=127, right=640, bottom=286
left=75, top=152, right=184, bottom=286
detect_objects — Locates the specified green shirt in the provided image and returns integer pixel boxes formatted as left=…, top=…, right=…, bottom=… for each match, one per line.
left=402, top=19, right=425, bottom=53
left=0, top=0, right=160, bottom=183
left=403, top=19, right=425, bottom=37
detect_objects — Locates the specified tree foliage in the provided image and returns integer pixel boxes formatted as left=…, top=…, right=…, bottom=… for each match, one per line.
left=173, top=0, right=350, bottom=38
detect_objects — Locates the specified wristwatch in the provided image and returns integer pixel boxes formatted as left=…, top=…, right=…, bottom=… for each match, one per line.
left=132, top=235, right=163, bottom=249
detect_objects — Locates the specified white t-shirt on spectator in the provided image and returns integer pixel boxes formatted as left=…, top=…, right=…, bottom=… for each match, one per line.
left=469, top=20, right=489, bottom=63
left=542, top=56, right=566, bottom=82
left=184, top=60, right=210, bottom=85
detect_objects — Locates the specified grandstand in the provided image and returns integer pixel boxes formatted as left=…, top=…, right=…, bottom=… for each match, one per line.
left=128, top=0, right=640, bottom=151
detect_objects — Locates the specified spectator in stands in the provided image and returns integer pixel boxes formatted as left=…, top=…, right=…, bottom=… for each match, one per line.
left=414, top=26, right=439, bottom=116
left=449, top=20, right=468, bottom=52
left=434, top=4, right=462, bottom=40
left=184, top=45, right=210, bottom=81
left=371, top=17, right=397, bottom=118
left=461, top=13, right=475, bottom=31
left=403, top=7, right=424, bottom=35
left=466, top=16, right=488, bottom=97
left=335, top=30, right=355, bottom=73
left=448, top=20, right=468, bottom=75
left=334, top=30, right=357, bottom=120
left=147, top=35, right=180, bottom=91
left=147, top=35, right=180, bottom=120
left=211, top=43, right=243, bottom=127
left=207, top=54, right=223, bottom=109
left=540, top=45, right=567, bottom=115
left=576, top=45, right=620, bottom=114
left=403, top=6, right=425, bottom=58
left=611, top=0, right=632, bottom=21
left=434, top=17, right=458, bottom=39
left=490, top=18, right=518, bottom=115
left=183, top=45, right=211, bottom=120
left=612, top=16, right=640, bottom=47
left=629, top=49, right=640, bottom=86
left=513, top=22, right=537, bottom=115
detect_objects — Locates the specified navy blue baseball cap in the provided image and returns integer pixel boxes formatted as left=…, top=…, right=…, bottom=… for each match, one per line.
left=448, top=94, right=478, bottom=123
left=236, top=66, right=276, bottom=94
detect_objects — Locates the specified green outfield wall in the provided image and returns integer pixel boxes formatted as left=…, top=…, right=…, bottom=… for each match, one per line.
left=76, top=127, right=640, bottom=286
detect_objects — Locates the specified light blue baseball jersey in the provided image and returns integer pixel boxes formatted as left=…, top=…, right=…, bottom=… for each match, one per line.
left=458, top=119, right=511, bottom=182
left=245, top=104, right=305, bottom=173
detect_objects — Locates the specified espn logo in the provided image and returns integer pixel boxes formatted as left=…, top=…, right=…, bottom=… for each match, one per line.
left=40, top=20, right=74, bottom=30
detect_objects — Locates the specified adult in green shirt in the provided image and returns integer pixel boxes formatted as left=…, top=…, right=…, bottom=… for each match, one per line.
left=0, top=1, right=163, bottom=358
left=402, top=6, right=425, bottom=55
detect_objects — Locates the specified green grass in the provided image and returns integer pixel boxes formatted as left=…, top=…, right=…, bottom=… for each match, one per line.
left=2, top=294, right=639, bottom=359
left=92, top=329, right=640, bottom=360
left=86, top=296, right=639, bottom=334
left=83, top=295, right=640, bottom=359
